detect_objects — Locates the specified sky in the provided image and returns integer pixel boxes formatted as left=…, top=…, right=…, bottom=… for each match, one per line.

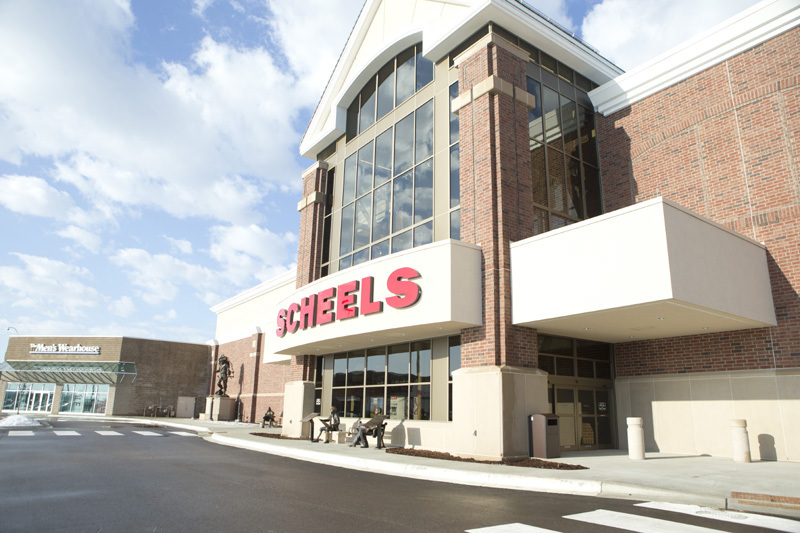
left=0, top=0, right=761, bottom=359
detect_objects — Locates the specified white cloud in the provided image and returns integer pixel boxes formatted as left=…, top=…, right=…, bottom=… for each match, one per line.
left=0, top=175, right=75, bottom=218
left=192, top=0, right=216, bottom=17
left=0, top=0, right=341, bottom=229
left=265, top=0, right=369, bottom=106
left=163, top=235, right=193, bottom=255
left=528, top=0, right=574, bottom=32
left=582, top=0, right=760, bottom=71
left=56, top=225, right=102, bottom=254
left=110, top=248, right=218, bottom=305
left=108, top=295, right=136, bottom=318
left=0, top=253, right=101, bottom=317
left=154, top=309, right=178, bottom=321
left=209, top=223, right=296, bottom=284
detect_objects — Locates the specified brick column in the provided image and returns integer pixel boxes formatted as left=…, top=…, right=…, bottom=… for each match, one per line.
left=452, top=33, right=539, bottom=369
left=296, top=161, right=329, bottom=289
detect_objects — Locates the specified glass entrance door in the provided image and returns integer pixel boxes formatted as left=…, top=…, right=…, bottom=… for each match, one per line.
left=553, top=385, right=613, bottom=451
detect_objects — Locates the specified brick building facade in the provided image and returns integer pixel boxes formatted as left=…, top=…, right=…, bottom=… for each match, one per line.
left=1, top=336, right=210, bottom=417
left=211, top=0, right=798, bottom=461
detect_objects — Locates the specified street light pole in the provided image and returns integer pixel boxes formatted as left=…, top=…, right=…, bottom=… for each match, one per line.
left=7, top=326, right=18, bottom=335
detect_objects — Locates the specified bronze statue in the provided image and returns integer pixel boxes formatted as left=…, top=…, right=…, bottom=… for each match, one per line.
left=215, top=355, right=233, bottom=396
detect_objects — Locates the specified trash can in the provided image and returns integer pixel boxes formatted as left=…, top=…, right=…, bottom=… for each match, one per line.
left=528, top=413, right=560, bottom=458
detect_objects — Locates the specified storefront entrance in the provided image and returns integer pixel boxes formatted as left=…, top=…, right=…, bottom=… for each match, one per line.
left=2, top=383, right=55, bottom=413
left=553, top=385, right=613, bottom=450
left=537, top=334, right=615, bottom=451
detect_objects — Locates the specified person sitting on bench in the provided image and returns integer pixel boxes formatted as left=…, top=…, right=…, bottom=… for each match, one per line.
left=350, top=408, right=385, bottom=448
left=262, top=407, right=275, bottom=427
left=315, top=406, right=340, bottom=443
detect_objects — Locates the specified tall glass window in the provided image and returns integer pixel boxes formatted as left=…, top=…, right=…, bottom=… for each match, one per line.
left=346, top=44, right=433, bottom=142
left=330, top=341, right=432, bottom=421
left=337, top=99, right=435, bottom=270
left=3, top=382, right=55, bottom=413
left=59, top=384, right=109, bottom=414
left=449, top=81, right=460, bottom=239
left=527, top=61, right=602, bottom=234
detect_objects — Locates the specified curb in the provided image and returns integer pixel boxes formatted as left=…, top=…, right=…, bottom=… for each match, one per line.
left=208, top=433, right=725, bottom=508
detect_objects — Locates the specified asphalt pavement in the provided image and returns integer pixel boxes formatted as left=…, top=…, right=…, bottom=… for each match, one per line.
left=9, top=414, right=800, bottom=520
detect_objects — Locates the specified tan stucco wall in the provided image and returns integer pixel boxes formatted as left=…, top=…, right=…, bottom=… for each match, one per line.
left=615, top=369, right=800, bottom=461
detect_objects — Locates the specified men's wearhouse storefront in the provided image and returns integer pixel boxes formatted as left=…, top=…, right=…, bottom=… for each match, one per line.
left=1, top=336, right=210, bottom=417
left=210, top=0, right=799, bottom=462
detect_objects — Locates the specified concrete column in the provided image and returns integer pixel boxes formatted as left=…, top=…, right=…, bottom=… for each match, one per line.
left=451, top=366, right=549, bottom=461
left=281, top=380, right=315, bottom=439
left=730, top=419, right=752, bottom=463
left=627, top=417, right=645, bottom=460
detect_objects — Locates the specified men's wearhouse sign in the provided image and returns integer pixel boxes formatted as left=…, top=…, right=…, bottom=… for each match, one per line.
left=276, top=267, right=421, bottom=338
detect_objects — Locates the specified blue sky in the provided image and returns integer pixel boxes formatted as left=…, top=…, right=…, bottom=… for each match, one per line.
left=0, top=0, right=760, bottom=358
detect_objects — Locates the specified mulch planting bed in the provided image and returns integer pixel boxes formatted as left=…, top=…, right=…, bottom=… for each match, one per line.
left=385, top=447, right=587, bottom=470
left=249, top=432, right=586, bottom=469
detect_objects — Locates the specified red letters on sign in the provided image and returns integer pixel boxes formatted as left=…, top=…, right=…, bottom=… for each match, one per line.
left=386, top=267, right=422, bottom=309
left=360, top=276, right=382, bottom=315
left=337, top=280, right=359, bottom=320
left=317, top=287, right=336, bottom=325
left=275, top=267, right=421, bottom=338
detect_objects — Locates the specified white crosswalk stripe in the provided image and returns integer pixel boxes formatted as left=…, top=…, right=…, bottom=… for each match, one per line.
left=636, top=502, right=800, bottom=533
left=53, top=431, right=80, bottom=436
left=466, top=523, right=559, bottom=532
left=169, top=431, right=196, bottom=437
left=95, top=430, right=123, bottom=436
left=465, top=500, right=800, bottom=533
left=565, top=509, right=727, bottom=532
left=132, top=430, right=163, bottom=436
left=7, top=430, right=35, bottom=437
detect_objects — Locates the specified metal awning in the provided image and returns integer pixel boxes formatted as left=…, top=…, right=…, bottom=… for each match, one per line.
left=0, top=361, right=137, bottom=385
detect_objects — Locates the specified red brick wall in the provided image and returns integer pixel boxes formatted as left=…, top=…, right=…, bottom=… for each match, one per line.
left=296, top=163, right=329, bottom=289
left=597, top=28, right=800, bottom=375
left=216, top=334, right=298, bottom=423
left=457, top=39, right=540, bottom=368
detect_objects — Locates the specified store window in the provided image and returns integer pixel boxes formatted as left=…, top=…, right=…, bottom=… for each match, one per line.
left=538, top=335, right=612, bottom=380
left=527, top=62, right=602, bottom=234
left=2, top=382, right=55, bottom=413
left=346, top=44, right=434, bottom=141
left=337, top=100, right=435, bottom=270
left=59, top=384, right=109, bottom=414
left=330, top=341, right=431, bottom=420
left=449, top=81, right=460, bottom=239
left=324, top=43, right=443, bottom=276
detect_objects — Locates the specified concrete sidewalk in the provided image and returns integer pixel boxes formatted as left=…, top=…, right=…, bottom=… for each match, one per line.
left=80, top=416, right=800, bottom=519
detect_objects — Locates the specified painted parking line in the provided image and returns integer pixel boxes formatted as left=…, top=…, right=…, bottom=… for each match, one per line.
left=53, top=431, right=81, bottom=436
left=95, top=431, right=124, bottom=436
left=7, top=430, right=35, bottom=437
left=565, top=509, right=726, bottom=533
left=466, top=524, right=559, bottom=532
left=132, top=430, right=164, bottom=437
left=636, top=501, right=800, bottom=533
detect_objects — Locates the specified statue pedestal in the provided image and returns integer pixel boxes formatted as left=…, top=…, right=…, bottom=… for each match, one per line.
left=205, top=396, right=236, bottom=421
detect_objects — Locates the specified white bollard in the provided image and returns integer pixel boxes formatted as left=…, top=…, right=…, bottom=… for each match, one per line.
left=627, top=417, right=645, bottom=460
left=730, top=419, right=751, bottom=463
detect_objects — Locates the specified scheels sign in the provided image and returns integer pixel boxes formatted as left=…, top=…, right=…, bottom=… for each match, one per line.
left=276, top=267, right=421, bottom=338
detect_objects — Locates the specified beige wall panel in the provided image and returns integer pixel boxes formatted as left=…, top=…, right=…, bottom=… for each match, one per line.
left=451, top=367, right=503, bottom=460
left=731, top=375, right=782, bottom=461
left=652, top=379, right=695, bottom=454
left=627, top=380, right=658, bottom=451
left=688, top=377, right=735, bottom=456
left=282, top=381, right=315, bottom=439
left=777, top=373, right=800, bottom=461
left=502, top=369, right=549, bottom=458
